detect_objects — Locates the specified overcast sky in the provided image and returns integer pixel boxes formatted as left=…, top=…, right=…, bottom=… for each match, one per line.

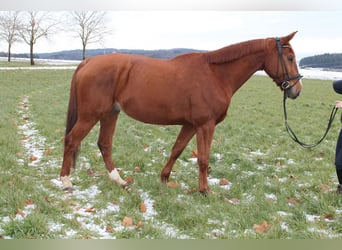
left=1, top=1, right=342, bottom=60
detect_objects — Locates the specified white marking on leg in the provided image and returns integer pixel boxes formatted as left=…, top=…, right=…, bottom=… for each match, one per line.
left=60, top=175, right=73, bottom=190
left=108, top=169, right=127, bottom=186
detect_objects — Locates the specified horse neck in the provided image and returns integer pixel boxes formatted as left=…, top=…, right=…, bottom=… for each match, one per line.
left=209, top=52, right=265, bottom=94
left=206, top=39, right=268, bottom=94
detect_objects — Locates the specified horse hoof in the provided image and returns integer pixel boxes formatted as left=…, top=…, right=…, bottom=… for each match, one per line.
left=121, top=183, right=131, bottom=192
left=160, top=176, right=169, bottom=184
left=199, top=191, right=208, bottom=197
left=63, top=186, right=73, bottom=193
left=199, top=188, right=210, bottom=196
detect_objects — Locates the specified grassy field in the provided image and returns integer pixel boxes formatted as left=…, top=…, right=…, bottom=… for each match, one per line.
left=1, top=65, right=342, bottom=239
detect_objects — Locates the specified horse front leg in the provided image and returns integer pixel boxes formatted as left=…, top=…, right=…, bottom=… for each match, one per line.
left=160, top=124, right=196, bottom=183
left=98, top=113, right=128, bottom=189
left=196, top=120, right=216, bottom=194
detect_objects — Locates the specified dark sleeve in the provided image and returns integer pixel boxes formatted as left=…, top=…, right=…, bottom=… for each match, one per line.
left=333, top=80, right=342, bottom=94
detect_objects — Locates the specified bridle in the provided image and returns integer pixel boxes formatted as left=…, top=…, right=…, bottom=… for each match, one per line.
left=273, top=37, right=303, bottom=92
left=273, top=37, right=338, bottom=148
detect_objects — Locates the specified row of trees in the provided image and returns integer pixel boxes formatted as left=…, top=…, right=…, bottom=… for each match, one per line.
left=299, top=53, right=342, bottom=69
left=0, top=11, right=111, bottom=65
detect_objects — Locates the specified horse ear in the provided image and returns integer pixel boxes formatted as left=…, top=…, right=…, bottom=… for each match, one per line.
left=282, top=31, right=298, bottom=43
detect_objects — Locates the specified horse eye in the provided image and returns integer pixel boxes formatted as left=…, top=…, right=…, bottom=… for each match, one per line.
left=287, top=56, right=294, bottom=62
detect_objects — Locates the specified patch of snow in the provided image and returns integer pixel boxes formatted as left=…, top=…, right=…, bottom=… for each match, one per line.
left=48, top=222, right=64, bottom=232
left=178, top=159, right=189, bottom=167
left=278, top=177, right=288, bottom=183
left=280, top=222, right=290, bottom=232
left=70, top=185, right=101, bottom=201
left=214, top=153, right=223, bottom=161
left=277, top=211, right=293, bottom=217
left=210, top=228, right=225, bottom=238
left=50, top=178, right=64, bottom=189
left=138, top=189, right=190, bottom=239
left=287, top=159, right=295, bottom=165
left=242, top=171, right=256, bottom=178
left=17, top=96, right=47, bottom=167
left=257, top=164, right=267, bottom=171
left=12, top=204, right=35, bottom=221
left=243, top=193, right=255, bottom=202
left=250, top=149, right=266, bottom=157
left=138, top=189, right=157, bottom=219
left=188, top=157, right=197, bottom=164
left=208, top=177, right=232, bottom=190
left=255, top=68, right=342, bottom=81
left=305, top=213, right=321, bottom=222
left=230, top=163, right=238, bottom=170
left=144, top=146, right=152, bottom=152
left=265, top=193, right=277, bottom=201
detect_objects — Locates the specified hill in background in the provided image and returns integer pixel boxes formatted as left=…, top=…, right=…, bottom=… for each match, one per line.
left=299, top=53, right=342, bottom=70
left=0, top=48, right=205, bottom=61
left=2, top=49, right=342, bottom=71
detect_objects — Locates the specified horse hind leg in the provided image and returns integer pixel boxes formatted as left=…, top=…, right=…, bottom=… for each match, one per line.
left=161, top=124, right=196, bottom=183
left=98, top=112, right=128, bottom=189
left=60, top=118, right=98, bottom=191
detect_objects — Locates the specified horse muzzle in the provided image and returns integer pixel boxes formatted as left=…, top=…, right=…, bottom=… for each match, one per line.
left=276, top=74, right=303, bottom=99
left=285, top=78, right=302, bottom=99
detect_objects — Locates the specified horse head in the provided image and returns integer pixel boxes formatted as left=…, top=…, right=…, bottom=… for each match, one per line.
left=264, top=31, right=303, bottom=99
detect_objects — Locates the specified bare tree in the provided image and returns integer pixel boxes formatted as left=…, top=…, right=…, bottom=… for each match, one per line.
left=70, top=11, right=111, bottom=60
left=18, top=11, right=58, bottom=65
left=0, top=11, right=21, bottom=62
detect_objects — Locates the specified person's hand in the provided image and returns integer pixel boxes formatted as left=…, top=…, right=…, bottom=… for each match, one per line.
left=336, top=101, right=342, bottom=108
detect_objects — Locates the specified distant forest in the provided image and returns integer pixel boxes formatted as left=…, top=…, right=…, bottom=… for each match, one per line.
left=3, top=49, right=342, bottom=70
left=0, top=48, right=205, bottom=61
left=299, top=53, right=342, bottom=69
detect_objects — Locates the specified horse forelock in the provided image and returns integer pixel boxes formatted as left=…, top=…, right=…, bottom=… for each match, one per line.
left=205, top=38, right=267, bottom=64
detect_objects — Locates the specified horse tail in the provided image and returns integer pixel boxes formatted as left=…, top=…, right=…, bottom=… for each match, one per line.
left=65, top=61, right=85, bottom=168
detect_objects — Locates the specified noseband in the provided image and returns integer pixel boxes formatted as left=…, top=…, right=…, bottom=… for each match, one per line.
left=274, top=37, right=303, bottom=91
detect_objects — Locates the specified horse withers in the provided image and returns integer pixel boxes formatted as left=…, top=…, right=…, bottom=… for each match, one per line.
left=60, top=32, right=302, bottom=193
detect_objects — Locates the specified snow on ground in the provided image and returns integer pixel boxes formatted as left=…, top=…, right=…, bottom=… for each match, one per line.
left=299, top=68, right=342, bottom=80
left=10, top=92, right=192, bottom=239
left=0, top=66, right=77, bottom=70
left=0, top=56, right=80, bottom=65
left=17, top=96, right=47, bottom=167
left=255, top=68, right=342, bottom=81
left=0, top=57, right=79, bottom=70
left=138, top=189, right=191, bottom=239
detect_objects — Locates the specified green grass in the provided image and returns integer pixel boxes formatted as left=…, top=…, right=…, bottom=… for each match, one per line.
left=0, top=66, right=342, bottom=239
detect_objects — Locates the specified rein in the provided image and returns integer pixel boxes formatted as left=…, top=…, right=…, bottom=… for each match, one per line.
left=283, top=93, right=338, bottom=148
left=273, top=37, right=338, bottom=148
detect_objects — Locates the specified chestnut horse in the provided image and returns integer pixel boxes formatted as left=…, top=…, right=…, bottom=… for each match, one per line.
left=60, top=32, right=302, bottom=193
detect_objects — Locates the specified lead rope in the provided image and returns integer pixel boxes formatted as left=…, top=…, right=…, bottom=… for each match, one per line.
left=283, top=93, right=339, bottom=148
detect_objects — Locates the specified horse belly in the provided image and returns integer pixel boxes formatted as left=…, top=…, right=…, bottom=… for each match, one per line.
left=118, top=90, right=227, bottom=126
left=118, top=95, right=188, bottom=125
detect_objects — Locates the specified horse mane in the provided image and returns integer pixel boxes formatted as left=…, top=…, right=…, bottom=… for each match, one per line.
left=205, top=38, right=268, bottom=64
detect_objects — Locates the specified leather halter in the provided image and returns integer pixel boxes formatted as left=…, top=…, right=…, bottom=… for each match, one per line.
left=274, top=37, right=303, bottom=91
